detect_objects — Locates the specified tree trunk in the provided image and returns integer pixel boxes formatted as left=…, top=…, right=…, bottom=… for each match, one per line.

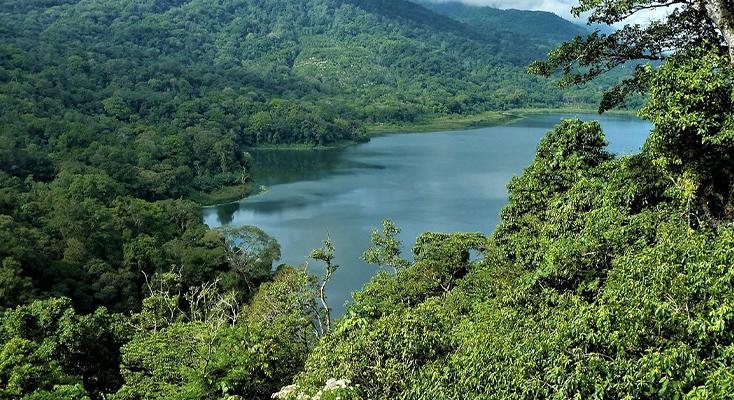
left=704, top=0, right=734, bottom=64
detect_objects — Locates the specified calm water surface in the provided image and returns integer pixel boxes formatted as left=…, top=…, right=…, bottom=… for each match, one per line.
left=203, top=113, right=652, bottom=315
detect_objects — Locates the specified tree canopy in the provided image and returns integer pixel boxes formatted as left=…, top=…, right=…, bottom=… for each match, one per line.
left=3, top=0, right=734, bottom=399
left=529, top=0, right=734, bottom=111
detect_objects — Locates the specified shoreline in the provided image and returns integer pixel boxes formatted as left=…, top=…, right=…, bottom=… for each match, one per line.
left=197, top=185, right=270, bottom=208
left=366, top=108, right=638, bottom=135
left=249, top=108, right=640, bottom=149
left=197, top=107, right=641, bottom=206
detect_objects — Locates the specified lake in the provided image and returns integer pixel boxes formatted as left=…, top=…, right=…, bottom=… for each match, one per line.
left=203, top=113, right=652, bottom=316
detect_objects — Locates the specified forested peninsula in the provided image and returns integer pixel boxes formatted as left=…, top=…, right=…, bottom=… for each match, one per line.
left=1, top=0, right=734, bottom=399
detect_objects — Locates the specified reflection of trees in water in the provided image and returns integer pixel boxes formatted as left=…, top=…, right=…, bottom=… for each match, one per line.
left=210, top=149, right=349, bottom=224
left=251, top=149, right=347, bottom=185
left=215, top=202, right=242, bottom=225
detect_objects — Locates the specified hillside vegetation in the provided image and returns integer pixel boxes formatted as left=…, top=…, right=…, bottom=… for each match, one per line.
left=0, top=0, right=606, bottom=319
left=0, top=0, right=609, bottom=201
left=2, top=0, right=734, bottom=399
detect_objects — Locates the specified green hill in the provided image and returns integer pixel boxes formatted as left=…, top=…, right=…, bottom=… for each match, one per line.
left=413, top=1, right=589, bottom=63
left=0, top=0, right=609, bottom=202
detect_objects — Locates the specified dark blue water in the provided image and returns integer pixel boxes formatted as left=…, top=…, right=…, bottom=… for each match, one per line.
left=203, top=113, right=652, bottom=315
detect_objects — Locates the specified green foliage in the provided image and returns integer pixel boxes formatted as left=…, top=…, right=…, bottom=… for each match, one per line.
left=292, top=295, right=464, bottom=400
left=218, top=225, right=281, bottom=297
left=3, top=0, right=734, bottom=398
left=641, top=47, right=734, bottom=175
left=639, top=46, right=734, bottom=225
left=496, top=119, right=616, bottom=268
left=0, top=258, right=34, bottom=309
left=247, top=265, right=321, bottom=351
left=0, top=171, right=242, bottom=313
left=289, top=100, right=732, bottom=398
left=115, top=321, right=289, bottom=400
left=284, top=231, right=486, bottom=398
left=115, top=272, right=306, bottom=400
left=0, top=298, right=131, bottom=399
left=361, top=219, right=410, bottom=273
left=528, top=0, right=733, bottom=111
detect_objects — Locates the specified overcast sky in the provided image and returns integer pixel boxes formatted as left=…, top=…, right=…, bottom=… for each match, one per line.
left=423, top=0, right=670, bottom=25
left=431, top=0, right=580, bottom=19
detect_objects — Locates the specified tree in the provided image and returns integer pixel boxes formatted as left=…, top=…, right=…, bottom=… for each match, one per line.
left=530, top=0, right=734, bottom=226
left=116, top=272, right=304, bottom=400
left=217, top=225, right=281, bottom=295
left=496, top=119, right=613, bottom=258
left=411, top=232, right=488, bottom=294
left=0, top=298, right=131, bottom=400
left=528, top=0, right=734, bottom=111
left=0, top=258, right=34, bottom=309
left=307, top=235, right=339, bottom=335
left=247, top=265, right=319, bottom=344
left=638, top=47, right=734, bottom=226
left=361, top=219, right=410, bottom=274
left=117, top=274, right=239, bottom=399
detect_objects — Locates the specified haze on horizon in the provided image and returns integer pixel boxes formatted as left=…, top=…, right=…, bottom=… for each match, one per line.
left=419, top=0, right=669, bottom=25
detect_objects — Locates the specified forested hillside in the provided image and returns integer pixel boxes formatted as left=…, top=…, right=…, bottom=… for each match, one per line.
left=2, top=0, right=734, bottom=398
left=413, top=1, right=588, bottom=62
left=0, top=0, right=603, bottom=200
left=416, top=0, right=649, bottom=109
left=0, top=0, right=603, bottom=320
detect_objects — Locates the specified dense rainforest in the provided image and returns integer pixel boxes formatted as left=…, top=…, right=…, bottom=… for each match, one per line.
left=0, top=0, right=611, bottom=319
left=0, top=0, right=619, bottom=202
left=2, top=0, right=734, bottom=398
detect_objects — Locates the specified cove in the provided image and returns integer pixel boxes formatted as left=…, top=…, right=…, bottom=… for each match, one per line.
left=203, top=113, right=652, bottom=316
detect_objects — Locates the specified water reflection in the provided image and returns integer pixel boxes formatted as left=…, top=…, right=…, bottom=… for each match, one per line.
left=213, top=202, right=241, bottom=225
left=251, top=149, right=348, bottom=185
left=204, top=113, right=653, bottom=316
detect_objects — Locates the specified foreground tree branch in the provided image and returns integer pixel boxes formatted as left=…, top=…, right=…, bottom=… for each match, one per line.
left=529, top=0, right=733, bottom=111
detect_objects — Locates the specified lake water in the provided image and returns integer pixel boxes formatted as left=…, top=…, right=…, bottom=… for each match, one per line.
left=203, top=113, right=652, bottom=316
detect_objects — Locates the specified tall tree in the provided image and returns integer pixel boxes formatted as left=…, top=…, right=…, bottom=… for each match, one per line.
left=531, top=0, right=734, bottom=226
left=217, top=225, right=281, bottom=296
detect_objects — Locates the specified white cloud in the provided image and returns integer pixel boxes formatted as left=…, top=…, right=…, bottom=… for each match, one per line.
left=424, top=0, right=584, bottom=20
left=615, top=7, right=674, bottom=27
left=423, top=0, right=673, bottom=25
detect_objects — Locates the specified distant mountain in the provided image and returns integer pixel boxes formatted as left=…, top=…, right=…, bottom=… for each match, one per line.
left=412, top=1, right=588, bottom=64
left=415, top=1, right=587, bottom=39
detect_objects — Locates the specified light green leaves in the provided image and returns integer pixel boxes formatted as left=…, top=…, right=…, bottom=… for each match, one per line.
left=361, top=219, right=410, bottom=274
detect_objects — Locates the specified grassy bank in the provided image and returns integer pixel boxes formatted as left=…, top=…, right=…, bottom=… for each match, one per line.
left=191, top=183, right=259, bottom=207
left=365, top=110, right=522, bottom=134
left=251, top=139, right=367, bottom=151
left=364, top=107, right=639, bottom=135
left=243, top=108, right=640, bottom=151
left=505, top=107, right=639, bottom=116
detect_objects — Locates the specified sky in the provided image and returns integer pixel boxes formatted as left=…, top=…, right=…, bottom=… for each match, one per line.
left=422, top=0, right=671, bottom=25
left=430, top=0, right=583, bottom=19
